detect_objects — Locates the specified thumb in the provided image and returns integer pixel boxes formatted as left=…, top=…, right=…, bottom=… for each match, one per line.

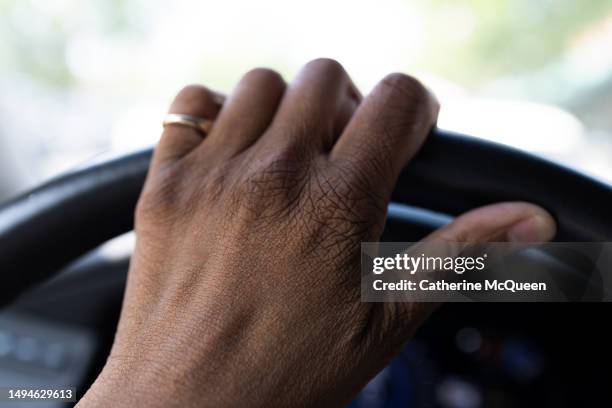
left=377, top=201, right=556, bottom=341
left=426, top=201, right=557, bottom=244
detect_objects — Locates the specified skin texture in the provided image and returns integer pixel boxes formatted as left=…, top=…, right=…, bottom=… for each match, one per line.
left=78, top=59, right=556, bottom=407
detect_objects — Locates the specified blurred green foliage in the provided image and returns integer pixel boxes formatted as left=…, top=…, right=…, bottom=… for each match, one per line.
left=1, top=0, right=611, bottom=89
left=0, top=0, right=144, bottom=87
left=417, top=0, right=612, bottom=84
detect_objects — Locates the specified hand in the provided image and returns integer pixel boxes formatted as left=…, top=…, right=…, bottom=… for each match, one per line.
left=79, top=59, right=555, bottom=407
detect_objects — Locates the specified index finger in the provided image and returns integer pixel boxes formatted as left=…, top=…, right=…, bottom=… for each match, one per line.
left=330, top=73, right=439, bottom=197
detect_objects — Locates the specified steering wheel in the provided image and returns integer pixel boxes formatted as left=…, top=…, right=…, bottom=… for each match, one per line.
left=0, top=129, right=611, bottom=307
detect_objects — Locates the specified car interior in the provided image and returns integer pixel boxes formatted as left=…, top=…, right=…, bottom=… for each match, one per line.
left=0, top=129, right=610, bottom=407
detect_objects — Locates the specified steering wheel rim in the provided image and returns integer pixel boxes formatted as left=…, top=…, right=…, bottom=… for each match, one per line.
left=0, top=129, right=610, bottom=305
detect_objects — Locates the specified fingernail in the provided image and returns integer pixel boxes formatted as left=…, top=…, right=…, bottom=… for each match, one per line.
left=507, top=214, right=556, bottom=243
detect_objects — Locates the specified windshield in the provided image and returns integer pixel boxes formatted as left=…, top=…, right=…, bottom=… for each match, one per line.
left=1, top=0, right=611, bottom=198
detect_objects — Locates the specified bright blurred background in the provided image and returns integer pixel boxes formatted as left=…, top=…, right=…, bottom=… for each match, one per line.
left=1, top=0, right=612, bottom=199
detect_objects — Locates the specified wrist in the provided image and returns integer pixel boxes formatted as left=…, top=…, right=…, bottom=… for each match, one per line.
left=78, top=354, right=191, bottom=408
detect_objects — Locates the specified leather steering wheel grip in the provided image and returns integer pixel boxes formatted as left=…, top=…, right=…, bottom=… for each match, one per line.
left=393, top=131, right=612, bottom=242
left=0, top=129, right=610, bottom=306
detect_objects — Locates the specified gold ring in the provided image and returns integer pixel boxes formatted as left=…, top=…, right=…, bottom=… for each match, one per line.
left=162, top=113, right=214, bottom=136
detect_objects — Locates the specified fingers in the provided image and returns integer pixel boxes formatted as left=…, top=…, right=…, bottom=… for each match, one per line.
left=402, top=201, right=557, bottom=285
left=334, top=82, right=362, bottom=138
left=260, top=58, right=360, bottom=154
left=426, top=202, right=557, bottom=245
left=380, top=202, right=556, bottom=338
left=157, top=60, right=360, bottom=168
left=202, top=68, right=286, bottom=158
left=154, top=85, right=224, bottom=166
left=331, top=73, right=439, bottom=197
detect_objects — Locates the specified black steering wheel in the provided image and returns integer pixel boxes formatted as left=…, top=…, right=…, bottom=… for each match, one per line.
left=0, top=129, right=611, bottom=307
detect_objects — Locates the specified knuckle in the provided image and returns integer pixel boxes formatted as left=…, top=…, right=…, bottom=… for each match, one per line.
left=237, top=149, right=309, bottom=210
left=253, top=149, right=306, bottom=184
left=171, top=84, right=222, bottom=115
left=135, top=161, right=230, bottom=231
left=340, top=137, right=394, bottom=183
left=175, top=84, right=213, bottom=102
left=134, top=164, right=191, bottom=228
left=242, top=67, right=284, bottom=87
left=305, top=57, right=346, bottom=78
left=434, top=222, right=473, bottom=243
left=380, top=72, right=430, bottom=105
left=308, top=170, right=384, bottom=239
left=376, top=73, right=438, bottom=137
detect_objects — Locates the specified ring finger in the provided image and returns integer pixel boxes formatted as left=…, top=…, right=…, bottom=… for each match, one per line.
left=154, top=84, right=224, bottom=166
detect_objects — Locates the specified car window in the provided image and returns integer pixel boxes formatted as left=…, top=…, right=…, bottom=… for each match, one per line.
left=1, top=0, right=611, bottom=198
